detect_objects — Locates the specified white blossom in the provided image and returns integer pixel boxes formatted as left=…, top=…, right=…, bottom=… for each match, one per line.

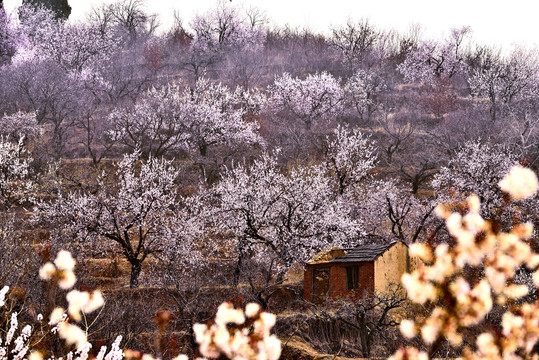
left=54, top=251, right=76, bottom=272
left=400, top=320, right=417, bottom=339
left=268, top=72, right=344, bottom=130
left=499, top=165, right=538, bottom=200
left=0, top=137, right=34, bottom=210
left=0, top=286, right=9, bottom=307
left=245, top=303, right=261, bottom=318
left=324, top=125, right=377, bottom=194
left=57, top=323, right=87, bottom=348
left=66, top=290, right=104, bottom=321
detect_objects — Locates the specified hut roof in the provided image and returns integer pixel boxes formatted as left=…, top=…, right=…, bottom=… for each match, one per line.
left=307, top=247, right=347, bottom=264
left=330, top=241, right=399, bottom=263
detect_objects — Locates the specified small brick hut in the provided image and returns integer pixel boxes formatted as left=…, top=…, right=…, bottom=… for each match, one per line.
left=304, top=241, right=410, bottom=303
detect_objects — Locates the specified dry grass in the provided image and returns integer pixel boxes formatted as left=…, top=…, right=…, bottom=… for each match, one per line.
left=281, top=336, right=367, bottom=360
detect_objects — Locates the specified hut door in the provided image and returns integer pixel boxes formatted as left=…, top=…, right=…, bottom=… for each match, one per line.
left=312, top=268, right=330, bottom=303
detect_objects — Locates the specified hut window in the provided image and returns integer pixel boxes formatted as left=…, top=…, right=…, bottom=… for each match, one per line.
left=346, top=266, right=360, bottom=290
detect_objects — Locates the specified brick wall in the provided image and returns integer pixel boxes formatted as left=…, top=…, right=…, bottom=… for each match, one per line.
left=304, top=261, right=375, bottom=302
left=330, top=262, right=374, bottom=300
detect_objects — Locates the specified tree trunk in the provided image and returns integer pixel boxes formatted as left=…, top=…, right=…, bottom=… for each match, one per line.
left=255, top=290, right=269, bottom=309
left=199, top=142, right=207, bottom=157
left=275, top=269, right=286, bottom=285
left=304, top=118, right=312, bottom=131
left=386, top=145, right=394, bottom=164
left=233, top=235, right=247, bottom=287
left=53, top=125, right=65, bottom=159
left=130, top=261, right=142, bottom=288
left=490, top=93, right=497, bottom=122
left=358, top=311, right=371, bottom=358
left=188, top=320, right=198, bottom=356
left=412, top=176, right=420, bottom=194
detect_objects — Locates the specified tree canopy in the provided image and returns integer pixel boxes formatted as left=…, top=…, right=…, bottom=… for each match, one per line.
left=22, top=0, right=71, bottom=20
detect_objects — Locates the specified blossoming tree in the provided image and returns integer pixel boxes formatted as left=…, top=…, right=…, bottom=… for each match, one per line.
left=330, top=19, right=380, bottom=72
left=210, top=152, right=362, bottom=291
left=398, top=26, right=471, bottom=85
left=0, top=111, right=40, bottom=141
left=36, top=152, right=197, bottom=288
left=0, top=137, right=34, bottom=211
left=15, top=5, right=117, bottom=74
left=392, top=165, right=539, bottom=360
left=345, top=69, right=387, bottom=122
left=468, top=46, right=539, bottom=121
left=431, top=140, right=517, bottom=215
left=323, top=125, right=377, bottom=195
left=0, top=3, right=14, bottom=64
left=182, top=1, right=265, bottom=82
left=108, top=79, right=263, bottom=158
left=268, top=72, right=344, bottom=131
